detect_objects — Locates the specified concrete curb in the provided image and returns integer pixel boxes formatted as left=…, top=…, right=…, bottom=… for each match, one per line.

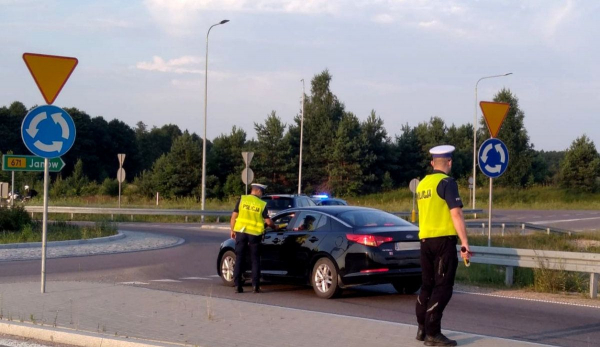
left=0, top=231, right=126, bottom=249
left=0, top=320, right=187, bottom=347
left=199, top=224, right=229, bottom=231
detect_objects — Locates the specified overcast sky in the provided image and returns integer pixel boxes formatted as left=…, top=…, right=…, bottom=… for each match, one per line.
left=1, top=0, right=598, bottom=151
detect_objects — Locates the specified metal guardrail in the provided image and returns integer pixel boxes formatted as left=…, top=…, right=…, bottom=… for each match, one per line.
left=24, top=206, right=231, bottom=221
left=24, top=206, right=483, bottom=219
left=458, top=245, right=600, bottom=298
left=24, top=207, right=571, bottom=236
left=392, top=208, right=483, bottom=217
left=465, top=221, right=572, bottom=235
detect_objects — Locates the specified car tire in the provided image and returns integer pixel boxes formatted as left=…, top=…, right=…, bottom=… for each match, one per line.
left=392, top=277, right=422, bottom=294
left=219, top=250, right=237, bottom=287
left=311, top=257, right=342, bottom=299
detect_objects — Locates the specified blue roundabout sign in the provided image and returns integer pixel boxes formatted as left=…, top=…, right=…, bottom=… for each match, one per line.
left=21, top=105, right=76, bottom=159
left=478, top=138, right=509, bottom=178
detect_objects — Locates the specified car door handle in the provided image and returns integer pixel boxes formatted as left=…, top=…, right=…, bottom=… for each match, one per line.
left=272, top=238, right=281, bottom=244
left=308, top=237, right=319, bottom=243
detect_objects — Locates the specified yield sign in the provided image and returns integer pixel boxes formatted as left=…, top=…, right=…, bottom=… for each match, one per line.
left=480, top=101, right=510, bottom=138
left=23, top=53, right=78, bottom=104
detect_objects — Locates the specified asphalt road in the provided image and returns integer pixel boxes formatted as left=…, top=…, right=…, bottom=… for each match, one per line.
left=1, top=217, right=599, bottom=347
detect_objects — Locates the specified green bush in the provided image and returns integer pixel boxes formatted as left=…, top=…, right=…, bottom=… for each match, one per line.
left=0, top=205, right=32, bottom=232
left=100, top=178, right=120, bottom=196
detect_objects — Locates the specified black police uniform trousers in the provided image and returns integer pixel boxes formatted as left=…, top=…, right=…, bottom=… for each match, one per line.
left=233, top=232, right=262, bottom=288
left=416, top=235, right=458, bottom=336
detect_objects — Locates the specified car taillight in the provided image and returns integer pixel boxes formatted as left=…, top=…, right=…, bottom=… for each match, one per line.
left=346, top=234, right=393, bottom=247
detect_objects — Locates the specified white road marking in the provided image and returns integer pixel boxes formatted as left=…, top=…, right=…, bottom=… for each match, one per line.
left=117, top=281, right=149, bottom=285
left=456, top=290, right=600, bottom=310
left=150, top=279, right=182, bottom=283
left=530, top=216, right=600, bottom=225
left=180, top=277, right=211, bottom=280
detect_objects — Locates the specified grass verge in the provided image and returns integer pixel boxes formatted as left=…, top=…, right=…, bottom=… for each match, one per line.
left=0, top=221, right=118, bottom=244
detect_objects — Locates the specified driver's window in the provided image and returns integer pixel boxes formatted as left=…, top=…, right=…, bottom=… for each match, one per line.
left=291, top=212, right=322, bottom=232
left=272, top=212, right=296, bottom=232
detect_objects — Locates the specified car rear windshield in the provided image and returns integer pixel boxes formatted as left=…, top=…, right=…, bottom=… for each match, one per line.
left=263, top=197, right=294, bottom=210
left=338, top=210, right=412, bottom=227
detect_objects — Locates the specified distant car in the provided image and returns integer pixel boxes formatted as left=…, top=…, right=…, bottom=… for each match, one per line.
left=313, top=197, right=348, bottom=206
left=217, top=206, right=422, bottom=299
left=261, top=194, right=316, bottom=218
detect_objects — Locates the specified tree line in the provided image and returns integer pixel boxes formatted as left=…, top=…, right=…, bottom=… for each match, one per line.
left=1, top=70, right=599, bottom=199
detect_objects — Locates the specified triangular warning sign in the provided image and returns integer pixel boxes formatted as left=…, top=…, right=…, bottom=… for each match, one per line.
left=480, top=101, right=510, bottom=138
left=23, top=53, right=78, bottom=105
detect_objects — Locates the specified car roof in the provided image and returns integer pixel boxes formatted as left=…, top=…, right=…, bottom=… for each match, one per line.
left=263, top=194, right=307, bottom=198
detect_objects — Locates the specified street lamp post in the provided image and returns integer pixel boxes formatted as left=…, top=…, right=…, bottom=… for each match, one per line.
left=298, top=79, right=305, bottom=194
left=473, top=73, right=512, bottom=211
left=201, top=19, right=229, bottom=222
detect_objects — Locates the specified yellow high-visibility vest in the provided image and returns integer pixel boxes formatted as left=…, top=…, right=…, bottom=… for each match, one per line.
left=417, top=173, right=456, bottom=239
left=233, top=195, right=267, bottom=236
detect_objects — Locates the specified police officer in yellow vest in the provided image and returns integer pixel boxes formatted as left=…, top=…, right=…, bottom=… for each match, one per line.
left=230, top=183, right=277, bottom=293
left=415, top=145, right=471, bottom=347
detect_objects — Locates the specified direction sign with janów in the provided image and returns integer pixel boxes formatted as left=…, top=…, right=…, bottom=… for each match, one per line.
left=21, top=105, right=76, bottom=159
left=478, top=138, right=509, bottom=178
left=2, top=155, right=65, bottom=172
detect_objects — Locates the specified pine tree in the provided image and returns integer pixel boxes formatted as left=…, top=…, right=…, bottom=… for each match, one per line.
left=559, top=135, right=600, bottom=192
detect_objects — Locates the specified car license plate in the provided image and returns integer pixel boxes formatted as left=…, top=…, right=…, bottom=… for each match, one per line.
left=395, top=242, right=420, bottom=251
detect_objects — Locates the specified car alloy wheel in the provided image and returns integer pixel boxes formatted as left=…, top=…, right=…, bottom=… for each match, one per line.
left=220, top=250, right=236, bottom=286
left=311, top=258, right=341, bottom=299
left=315, top=264, right=332, bottom=293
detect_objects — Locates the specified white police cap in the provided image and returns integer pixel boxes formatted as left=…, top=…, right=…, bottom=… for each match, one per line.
left=251, top=183, right=267, bottom=190
left=429, top=145, right=455, bottom=158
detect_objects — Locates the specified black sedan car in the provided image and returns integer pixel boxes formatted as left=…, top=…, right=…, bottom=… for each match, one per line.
left=217, top=206, right=421, bottom=299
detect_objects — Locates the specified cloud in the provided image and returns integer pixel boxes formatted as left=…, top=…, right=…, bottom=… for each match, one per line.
left=372, top=13, right=394, bottom=24
left=92, top=18, right=134, bottom=29
left=136, top=56, right=204, bottom=74
left=145, top=0, right=340, bottom=14
left=541, top=0, right=575, bottom=39
left=418, top=20, right=438, bottom=28
left=144, top=0, right=343, bottom=35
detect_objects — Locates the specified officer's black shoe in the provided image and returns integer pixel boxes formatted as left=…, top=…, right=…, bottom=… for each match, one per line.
left=416, top=325, right=425, bottom=341
left=424, top=333, right=457, bottom=346
left=235, top=286, right=243, bottom=293
left=253, top=286, right=261, bottom=293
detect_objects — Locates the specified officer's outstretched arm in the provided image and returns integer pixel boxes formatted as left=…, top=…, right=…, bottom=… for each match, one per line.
left=265, top=217, right=277, bottom=231
left=450, top=207, right=470, bottom=257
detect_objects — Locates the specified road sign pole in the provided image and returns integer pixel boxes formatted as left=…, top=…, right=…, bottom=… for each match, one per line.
left=488, top=177, right=493, bottom=247
left=11, top=171, right=14, bottom=207
left=411, top=191, right=416, bottom=223
left=245, top=163, right=248, bottom=195
left=117, top=154, right=125, bottom=209
left=41, top=158, right=49, bottom=293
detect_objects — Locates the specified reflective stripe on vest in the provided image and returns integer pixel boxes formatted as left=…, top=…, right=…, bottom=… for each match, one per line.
left=233, top=195, right=267, bottom=236
left=416, top=173, right=457, bottom=239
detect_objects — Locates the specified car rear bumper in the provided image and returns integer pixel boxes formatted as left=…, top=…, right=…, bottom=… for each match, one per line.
left=339, top=246, right=421, bottom=286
